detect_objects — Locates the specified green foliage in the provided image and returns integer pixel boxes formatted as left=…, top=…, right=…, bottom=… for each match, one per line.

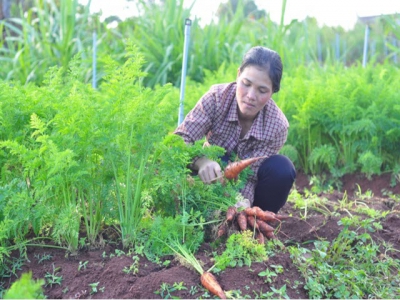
left=277, top=63, right=400, bottom=177
left=213, top=231, right=267, bottom=271
left=3, top=272, right=45, bottom=299
left=289, top=217, right=400, bottom=299
left=142, top=211, right=204, bottom=261
left=358, top=151, right=383, bottom=179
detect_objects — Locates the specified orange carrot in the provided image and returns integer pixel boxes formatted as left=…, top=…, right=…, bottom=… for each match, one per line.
left=265, top=231, right=277, bottom=240
left=256, top=231, right=265, bottom=244
left=256, top=219, right=274, bottom=236
left=217, top=223, right=228, bottom=238
left=226, top=206, right=237, bottom=222
left=224, top=156, right=267, bottom=180
left=247, top=215, right=259, bottom=230
left=246, top=206, right=285, bottom=223
left=237, top=211, right=248, bottom=231
left=200, top=271, right=226, bottom=299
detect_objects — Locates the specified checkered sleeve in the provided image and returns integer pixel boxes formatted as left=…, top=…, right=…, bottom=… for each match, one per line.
left=174, top=91, right=216, bottom=144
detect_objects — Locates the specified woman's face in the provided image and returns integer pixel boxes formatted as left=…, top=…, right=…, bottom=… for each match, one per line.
left=236, top=65, right=273, bottom=121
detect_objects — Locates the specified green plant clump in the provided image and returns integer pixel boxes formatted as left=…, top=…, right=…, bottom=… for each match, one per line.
left=289, top=217, right=400, bottom=299
left=3, top=272, right=45, bottom=299
left=213, top=230, right=267, bottom=271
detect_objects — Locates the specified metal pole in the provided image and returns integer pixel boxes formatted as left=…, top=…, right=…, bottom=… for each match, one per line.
left=335, top=32, right=340, bottom=61
left=178, top=18, right=192, bottom=125
left=362, top=25, right=370, bottom=67
left=92, top=31, right=97, bottom=89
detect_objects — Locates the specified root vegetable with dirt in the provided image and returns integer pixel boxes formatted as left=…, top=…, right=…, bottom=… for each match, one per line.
left=217, top=205, right=288, bottom=244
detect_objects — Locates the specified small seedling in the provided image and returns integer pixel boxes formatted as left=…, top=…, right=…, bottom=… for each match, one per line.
left=123, top=255, right=139, bottom=275
left=89, top=282, right=101, bottom=295
left=154, top=282, right=187, bottom=298
left=45, top=264, right=63, bottom=287
left=115, top=249, right=125, bottom=257
left=189, top=285, right=198, bottom=295
left=258, top=268, right=278, bottom=283
left=78, top=261, right=88, bottom=271
left=162, top=260, right=171, bottom=267
left=79, top=237, right=88, bottom=248
left=35, top=253, right=53, bottom=264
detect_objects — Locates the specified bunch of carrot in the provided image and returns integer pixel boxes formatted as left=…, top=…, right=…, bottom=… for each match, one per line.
left=218, top=206, right=288, bottom=244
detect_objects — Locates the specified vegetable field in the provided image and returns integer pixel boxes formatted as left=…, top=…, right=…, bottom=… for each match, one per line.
left=1, top=0, right=399, bottom=299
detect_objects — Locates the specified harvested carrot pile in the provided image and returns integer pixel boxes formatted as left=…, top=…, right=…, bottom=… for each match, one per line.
left=217, top=205, right=288, bottom=243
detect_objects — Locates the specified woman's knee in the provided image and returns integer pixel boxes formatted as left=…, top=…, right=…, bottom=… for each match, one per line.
left=257, top=154, right=296, bottom=182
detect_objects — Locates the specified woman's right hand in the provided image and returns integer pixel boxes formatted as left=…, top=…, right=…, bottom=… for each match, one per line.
left=194, top=156, right=223, bottom=184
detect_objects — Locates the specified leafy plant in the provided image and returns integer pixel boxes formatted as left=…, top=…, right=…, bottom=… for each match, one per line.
left=213, top=231, right=267, bottom=271
left=78, top=260, right=88, bottom=271
left=3, top=272, right=45, bottom=299
left=44, top=264, right=63, bottom=288
left=289, top=217, right=400, bottom=299
left=154, top=282, right=187, bottom=299
left=123, top=255, right=140, bottom=275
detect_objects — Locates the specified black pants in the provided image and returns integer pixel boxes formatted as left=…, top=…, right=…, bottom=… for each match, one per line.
left=252, top=154, right=296, bottom=213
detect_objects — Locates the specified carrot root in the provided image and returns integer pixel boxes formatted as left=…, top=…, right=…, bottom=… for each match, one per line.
left=224, top=156, right=267, bottom=180
left=200, top=271, right=226, bottom=299
left=217, top=223, right=228, bottom=238
left=226, top=206, right=237, bottom=222
left=237, top=211, right=248, bottom=231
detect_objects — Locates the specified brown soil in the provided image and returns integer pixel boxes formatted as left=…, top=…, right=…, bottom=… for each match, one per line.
left=3, top=172, right=400, bottom=299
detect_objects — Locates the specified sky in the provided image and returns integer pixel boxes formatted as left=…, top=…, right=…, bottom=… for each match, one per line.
left=84, top=0, right=400, bottom=30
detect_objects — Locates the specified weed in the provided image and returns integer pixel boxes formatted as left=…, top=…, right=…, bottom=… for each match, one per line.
left=115, top=249, right=126, bottom=257
left=3, top=272, right=45, bottom=299
left=258, top=268, right=278, bottom=284
left=213, top=231, right=267, bottom=271
left=88, top=282, right=100, bottom=295
left=123, top=255, right=140, bottom=275
left=289, top=217, right=400, bottom=298
left=288, top=189, right=332, bottom=219
left=270, top=284, right=290, bottom=299
left=225, top=289, right=252, bottom=299
left=78, top=260, right=88, bottom=271
left=34, top=253, right=53, bottom=264
left=189, top=285, right=198, bottom=295
left=44, top=264, right=63, bottom=287
left=154, top=282, right=187, bottom=299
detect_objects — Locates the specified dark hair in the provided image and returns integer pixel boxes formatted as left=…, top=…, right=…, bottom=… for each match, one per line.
left=239, top=46, right=283, bottom=93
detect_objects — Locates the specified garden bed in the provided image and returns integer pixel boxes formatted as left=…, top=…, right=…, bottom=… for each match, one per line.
left=3, top=172, right=400, bottom=299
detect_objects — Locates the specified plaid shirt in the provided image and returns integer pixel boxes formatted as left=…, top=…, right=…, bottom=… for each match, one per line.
left=175, top=82, right=289, bottom=204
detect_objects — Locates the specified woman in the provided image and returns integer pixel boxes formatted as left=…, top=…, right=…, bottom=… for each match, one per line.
left=174, top=46, right=296, bottom=214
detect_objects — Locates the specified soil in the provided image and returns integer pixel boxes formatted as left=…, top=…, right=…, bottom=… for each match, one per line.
left=3, top=171, right=400, bottom=299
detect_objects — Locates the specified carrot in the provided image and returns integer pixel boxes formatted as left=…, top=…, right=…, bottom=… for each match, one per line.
left=265, top=231, right=277, bottom=240
left=200, top=271, right=226, bottom=299
left=244, top=207, right=256, bottom=216
left=224, top=156, right=267, bottom=180
left=237, top=211, right=248, bottom=231
left=256, top=219, right=274, bottom=236
left=246, top=206, right=286, bottom=223
left=247, top=215, right=259, bottom=230
left=217, top=223, right=228, bottom=238
left=256, top=231, right=265, bottom=244
left=226, top=206, right=237, bottom=222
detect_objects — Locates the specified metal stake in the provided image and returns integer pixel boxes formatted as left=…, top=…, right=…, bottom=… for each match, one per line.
left=178, top=18, right=192, bottom=125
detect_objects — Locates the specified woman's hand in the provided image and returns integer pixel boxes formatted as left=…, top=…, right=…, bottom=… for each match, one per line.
left=194, top=157, right=223, bottom=184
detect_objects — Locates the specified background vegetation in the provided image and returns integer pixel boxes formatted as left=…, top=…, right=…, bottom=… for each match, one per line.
left=0, top=0, right=399, bottom=297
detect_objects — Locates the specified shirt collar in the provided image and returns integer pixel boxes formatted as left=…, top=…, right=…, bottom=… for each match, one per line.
left=227, top=97, right=239, bottom=122
left=248, top=107, right=266, bottom=140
